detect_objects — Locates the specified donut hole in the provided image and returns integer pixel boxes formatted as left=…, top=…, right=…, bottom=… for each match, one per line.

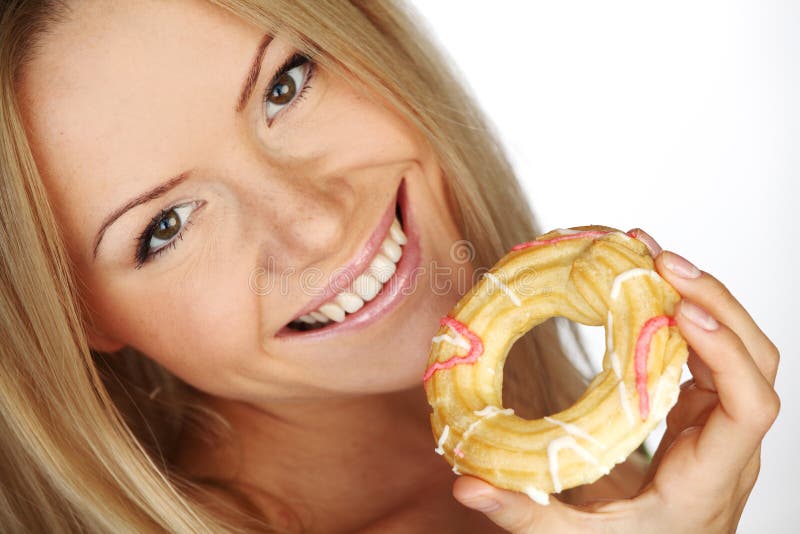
left=500, top=314, right=680, bottom=459
left=501, top=317, right=595, bottom=420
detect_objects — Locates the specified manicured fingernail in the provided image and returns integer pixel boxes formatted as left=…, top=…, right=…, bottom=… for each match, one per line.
left=662, top=250, right=701, bottom=279
left=679, top=300, right=719, bottom=331
left=461, top=495, right=502, bottom=513
left=631, top=228, right=662, bottom=257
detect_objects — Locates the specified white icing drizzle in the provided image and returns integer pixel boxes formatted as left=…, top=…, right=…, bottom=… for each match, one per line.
left=607, top=301, right=633, bottom=426
left=650, top=378, right=664, bottom=420
left=553, top=228, right=583, bottom=235
left=606, top=311, right=614, bottom=354
left=474, top=405, right=515, bottom=418
left=431, top=324, right=470, bottom=351
left=618, top=381, right=635, bottom=426
left=615, top=230, right=634, bottom=240
left=607, top=310, right=632, bottom=426
left=434, top=424, right=450, bottom=455
left=544, top=416, right=605, bottom=449
left=547, top=436, right=599, bottom=493
left=451, top=406, right=515, bottom=474
left=610, top=352, right=622, bottom=379
left=662, top=383, right=680, bottom=415
left=484, top=272, right=522, bottom=307
left=523, top=485, right=551, bottom=506
left=610, top=268, right=662, bottom=301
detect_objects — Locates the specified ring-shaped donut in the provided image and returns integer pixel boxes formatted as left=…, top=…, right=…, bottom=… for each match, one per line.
left=423, top=225, right=688, bottom=505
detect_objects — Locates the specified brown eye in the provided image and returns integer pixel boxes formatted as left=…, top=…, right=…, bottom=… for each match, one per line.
left=153, top=209, right=180, bottom=240
left=136, top=201, right=203, bottom=267
left=142, top=202, right=198, bottom=259
left=268, top=73, right=296, bottom=105
left=264, top=55, right=312, bottom=122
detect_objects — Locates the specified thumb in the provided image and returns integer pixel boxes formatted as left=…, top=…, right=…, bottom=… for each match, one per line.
left=452, top=476, right=579, bottom=533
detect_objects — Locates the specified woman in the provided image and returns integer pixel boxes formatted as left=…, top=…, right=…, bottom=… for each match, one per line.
left=0, top=0, right=779, bottom=532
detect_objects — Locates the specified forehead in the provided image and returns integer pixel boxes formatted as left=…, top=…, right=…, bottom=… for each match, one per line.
left=18, top=0, right=262, bottom=248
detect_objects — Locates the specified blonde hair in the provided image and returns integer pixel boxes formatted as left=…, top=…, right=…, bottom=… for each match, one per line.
left=1, top=0, right=597, bottom=531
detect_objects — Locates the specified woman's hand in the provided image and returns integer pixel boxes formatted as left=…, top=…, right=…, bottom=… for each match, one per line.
left=452, top=228, right=780, bottom=533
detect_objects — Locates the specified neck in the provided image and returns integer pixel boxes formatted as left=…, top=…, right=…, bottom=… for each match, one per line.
left=176, top=385, right=471, bottom=532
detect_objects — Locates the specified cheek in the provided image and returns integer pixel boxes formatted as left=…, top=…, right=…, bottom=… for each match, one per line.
left=83, top=260, right=261, bottom=394
left=267, top=72, right=419, bottom=166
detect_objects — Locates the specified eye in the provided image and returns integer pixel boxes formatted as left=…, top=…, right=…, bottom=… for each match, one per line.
left=135, top=201, right=201, bottom=268
left=264, top=53, right=314, bottom=123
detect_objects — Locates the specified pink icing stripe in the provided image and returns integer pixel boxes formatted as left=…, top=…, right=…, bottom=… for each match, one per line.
left=511, top=230, right=607, bottom=251
left=423, top=316, right=484, bottom=383
left=510, top=229, right=639, bottom=252
left=634, top=315, right=676, bottom=420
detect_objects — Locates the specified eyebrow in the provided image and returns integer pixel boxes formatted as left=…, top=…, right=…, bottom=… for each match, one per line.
left=236, top=33, right=274, bottom=113
left=91, top=34, right=275, bottom=261
left=92, top=170, right=193, bottom=260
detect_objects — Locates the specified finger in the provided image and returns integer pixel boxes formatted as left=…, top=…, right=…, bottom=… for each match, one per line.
left=640, top=386, right=716, bottom=488
left=669, top=385, right=717, bottom=430
left=655, top=250, right=779, bottom=385
left=452, top=476, right=588, bottom=533
left=641, top=424, right=704, bottom=490
left=627, top=228, right=662, bottom=258
left=686, top=347, right=715, bottom=392
left=672, top=299, right=780, bottom=475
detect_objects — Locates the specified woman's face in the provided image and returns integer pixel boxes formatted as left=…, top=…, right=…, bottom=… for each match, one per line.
left=20, top=0, right=467, bottom=403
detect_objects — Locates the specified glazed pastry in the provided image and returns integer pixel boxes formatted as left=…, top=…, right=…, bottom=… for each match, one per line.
left=423, top=225, right=688, bottom=505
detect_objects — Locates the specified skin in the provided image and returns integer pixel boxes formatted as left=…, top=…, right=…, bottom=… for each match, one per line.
left=16, top=1, right=779, bottom=532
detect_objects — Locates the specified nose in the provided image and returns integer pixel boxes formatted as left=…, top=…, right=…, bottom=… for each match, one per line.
left=250, top=174, right=355, bottom=271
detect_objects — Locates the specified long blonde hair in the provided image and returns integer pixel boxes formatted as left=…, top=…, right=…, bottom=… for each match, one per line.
left=0, top=0, right=593, bottom=531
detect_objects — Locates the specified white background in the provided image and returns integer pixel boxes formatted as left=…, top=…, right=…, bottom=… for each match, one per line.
left=409, top=1, right=798, bottom=531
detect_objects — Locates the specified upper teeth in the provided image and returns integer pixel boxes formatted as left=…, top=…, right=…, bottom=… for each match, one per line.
left=296, top=216, right=406, bottom=325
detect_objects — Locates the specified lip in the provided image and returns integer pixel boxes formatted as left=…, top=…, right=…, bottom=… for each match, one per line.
left=275, top=178, right=420, bottom=340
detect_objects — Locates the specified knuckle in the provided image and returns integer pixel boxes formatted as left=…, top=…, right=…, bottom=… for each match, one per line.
left=766, top=340, right=780, bottom=368
left=766, top=390, right=781, bottom=419
left=750, top=389, right=780, bottom=431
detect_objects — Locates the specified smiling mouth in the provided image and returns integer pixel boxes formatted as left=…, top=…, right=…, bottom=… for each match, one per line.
left=283, top=183, right=409, bottom=333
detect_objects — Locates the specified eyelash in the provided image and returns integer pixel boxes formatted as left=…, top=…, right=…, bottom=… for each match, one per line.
left=133, top=51, right=316, bottom=269
left=134, top=204, right=197, bottom=269
left=263, top=52, right=316, bottom=126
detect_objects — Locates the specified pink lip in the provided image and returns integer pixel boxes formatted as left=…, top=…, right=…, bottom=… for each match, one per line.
left=284, top=183, right=399, bottom=321
left=275, top=178, right=421, bottom=339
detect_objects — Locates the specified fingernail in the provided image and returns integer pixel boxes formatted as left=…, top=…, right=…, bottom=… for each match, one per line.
left=679, top=300, right=719, bottom=331
left=679, top=377, right=696, bottom=391
left=631, top=228, right=662, bottom=257
left=461, top=495, right=502, bottom=513
left=677, top=425, right=704, bottom=438
left=662, top=250, right=701, bottom=279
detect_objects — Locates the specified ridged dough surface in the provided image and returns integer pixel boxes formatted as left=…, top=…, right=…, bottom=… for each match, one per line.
left=423, top=225, right=688, bottom=504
